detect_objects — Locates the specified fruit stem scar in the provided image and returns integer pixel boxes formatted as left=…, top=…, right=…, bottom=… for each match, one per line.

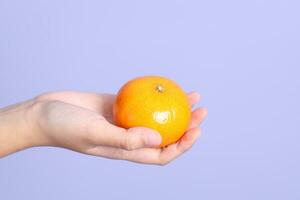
left=156, top=85, right=165, bottom=93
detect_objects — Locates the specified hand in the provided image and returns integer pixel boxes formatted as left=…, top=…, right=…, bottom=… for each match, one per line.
left=0, top=91, right=207, bottom=165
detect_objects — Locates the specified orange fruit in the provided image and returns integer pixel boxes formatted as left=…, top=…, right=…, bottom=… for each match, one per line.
left=113, top=76, right=191, bottom=147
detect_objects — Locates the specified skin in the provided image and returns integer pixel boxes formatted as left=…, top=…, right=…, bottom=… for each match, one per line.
left=0, top=91, right=207, bottom=165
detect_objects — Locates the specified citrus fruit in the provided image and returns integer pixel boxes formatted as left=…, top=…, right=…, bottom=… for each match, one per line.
left=113, top=76, right=191, bottom=147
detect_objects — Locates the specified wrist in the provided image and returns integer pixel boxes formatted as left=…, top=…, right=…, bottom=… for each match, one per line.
left=23, top=99, right=53, bottom=147
left=0, top=99, right=49, bottom=157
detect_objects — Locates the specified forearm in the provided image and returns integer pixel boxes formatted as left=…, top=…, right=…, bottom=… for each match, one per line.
left=0, top=100, right=40, bottom=157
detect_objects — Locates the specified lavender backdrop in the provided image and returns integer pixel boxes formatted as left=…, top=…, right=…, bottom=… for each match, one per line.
left=1, top=1, right=300, bottom=199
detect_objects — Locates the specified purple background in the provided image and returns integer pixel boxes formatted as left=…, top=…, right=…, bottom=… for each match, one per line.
left=1, top=0, right=300, bottom=199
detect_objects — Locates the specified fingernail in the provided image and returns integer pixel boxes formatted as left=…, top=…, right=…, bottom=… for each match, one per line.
left=146, top=132, right=162, bottom=146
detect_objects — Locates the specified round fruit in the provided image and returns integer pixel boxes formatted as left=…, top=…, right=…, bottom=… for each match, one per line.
left=113, top=76, right=191, bottom=147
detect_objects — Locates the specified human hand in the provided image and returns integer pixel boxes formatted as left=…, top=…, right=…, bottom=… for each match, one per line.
left=0, top=91, right=207, bottom=165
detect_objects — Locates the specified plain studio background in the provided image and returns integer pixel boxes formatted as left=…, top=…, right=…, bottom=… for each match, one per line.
left=0, top=1, right=299, bottom=199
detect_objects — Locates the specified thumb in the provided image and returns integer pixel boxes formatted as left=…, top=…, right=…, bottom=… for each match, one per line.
left=123, top=127, right=162, bottom=150
left=88, top=121, right=162, bottom=150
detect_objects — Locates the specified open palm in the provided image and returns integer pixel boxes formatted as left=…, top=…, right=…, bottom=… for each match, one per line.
left=34, top=91, right=207, bottom=165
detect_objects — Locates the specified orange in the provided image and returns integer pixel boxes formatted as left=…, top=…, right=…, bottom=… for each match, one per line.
left=113, top=76, right=191, bottom=147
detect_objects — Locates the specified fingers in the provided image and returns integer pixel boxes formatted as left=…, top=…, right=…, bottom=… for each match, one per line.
left=187, top=92, right=200, bottom=108
left=156, top=127, right=201, bottom=165
left=84, top=91, right=205, bottom=165
left=176, top=127, right=201, bottom=152
left=188, top=107, right=208, bottom=129
left=86, top=102, right=206, bottom=165
left=121, top=127, right=201, bottom=165
left=187, top=91, right=207, bottom=128
left=87, top=120, right=162, bottom=150
left=85, top=127, right=201, bottom=165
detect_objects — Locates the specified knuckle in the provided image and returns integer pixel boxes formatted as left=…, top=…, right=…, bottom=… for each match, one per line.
left=122, top=135, right=137, bottom=150
left=34, top=92, right=55, bottom=101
